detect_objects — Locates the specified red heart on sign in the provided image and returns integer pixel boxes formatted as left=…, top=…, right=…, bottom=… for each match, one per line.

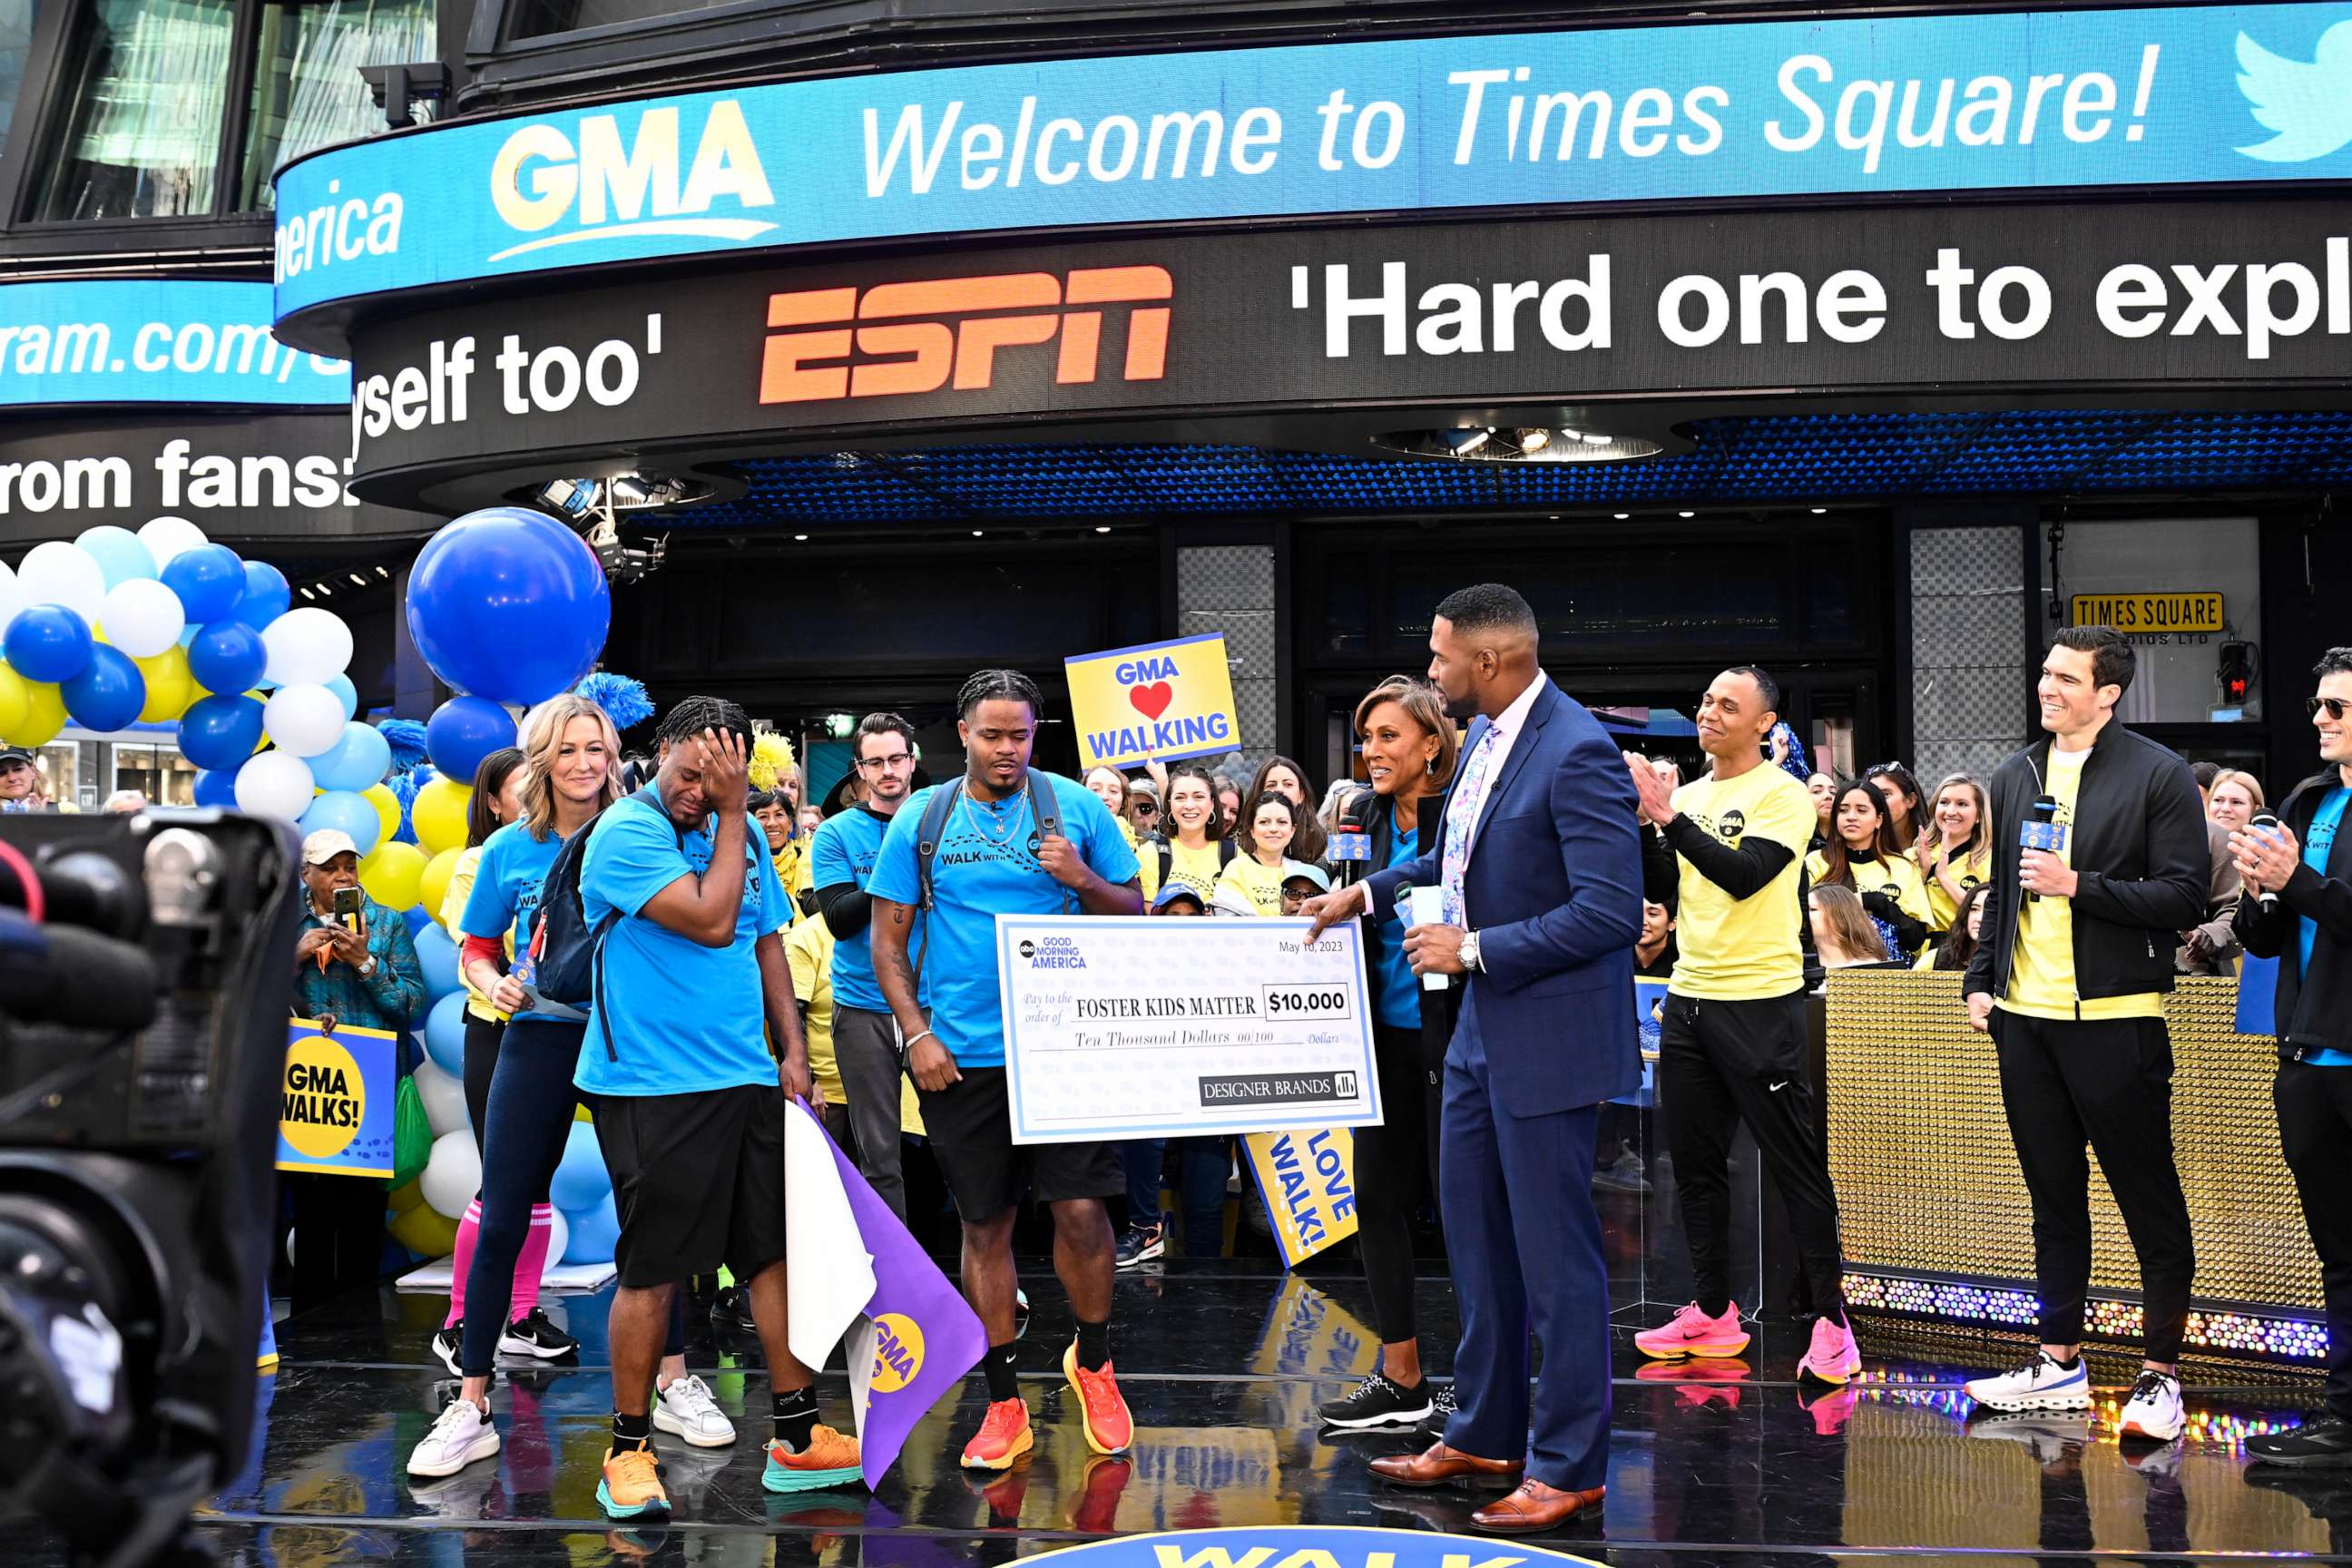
left=1129, top=681, right=1174, bottom=720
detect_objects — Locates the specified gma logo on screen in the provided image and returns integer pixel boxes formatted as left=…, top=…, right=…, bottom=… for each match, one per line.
left=489, top=99, right=779, bottom=260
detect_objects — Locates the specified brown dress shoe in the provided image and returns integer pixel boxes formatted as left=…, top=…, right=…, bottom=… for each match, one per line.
left=1471, top=1479, right=1605, bottom=1534
left=1367, top=1441, right=1526, bottom=1490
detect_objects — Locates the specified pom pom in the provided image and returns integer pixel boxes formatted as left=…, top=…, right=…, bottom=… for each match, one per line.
left=749, top=731, right=797, bottom=794
left=388, top=768, right=423, bottom=846
left=573, top=671, right=653, bottom=732
left=1769, top=721, right=1810, bottom=783
left=379, top=718, right=429, bottom=772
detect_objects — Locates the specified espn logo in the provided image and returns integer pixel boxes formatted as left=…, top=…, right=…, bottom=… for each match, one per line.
left=759, top=267, right=1171, bottom=404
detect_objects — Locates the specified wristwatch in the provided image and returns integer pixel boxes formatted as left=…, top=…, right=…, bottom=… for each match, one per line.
left=358, top=955, right=377, bottom=977
left=1461, top=930, right=1484, bottom=973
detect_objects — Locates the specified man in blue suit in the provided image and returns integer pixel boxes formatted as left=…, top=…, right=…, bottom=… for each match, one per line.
left=1307, top=583, right=1642, bottom=1534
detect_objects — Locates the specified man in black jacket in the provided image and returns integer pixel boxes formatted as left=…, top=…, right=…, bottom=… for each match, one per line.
left=1960, top=626, right=2208, bottom=1444
left=2234, top=647, right=2352, bottom=1469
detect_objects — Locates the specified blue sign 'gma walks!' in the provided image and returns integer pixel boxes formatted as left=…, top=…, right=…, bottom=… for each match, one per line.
left=1021, top=1527, right=1609, bottom=1568
left=273, top=5, right=2352, bottom=331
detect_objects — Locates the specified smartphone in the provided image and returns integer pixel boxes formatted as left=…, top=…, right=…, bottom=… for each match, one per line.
left=332, top=885, right=365, bottom=935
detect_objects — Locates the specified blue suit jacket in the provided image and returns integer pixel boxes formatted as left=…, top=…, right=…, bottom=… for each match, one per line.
left=1367, top=676, right=1644, bottom=1114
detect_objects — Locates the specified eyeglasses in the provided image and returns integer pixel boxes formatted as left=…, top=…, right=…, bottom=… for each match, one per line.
left=855, top=752, right=915, bottom=771
left=1132, top=800, right=1160, bottom=816
left=2313, top=696, right=2349, bottom=720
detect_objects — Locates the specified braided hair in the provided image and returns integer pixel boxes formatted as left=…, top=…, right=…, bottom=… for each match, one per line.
left=956, top=668, right=1044, bottom=721
left=655, top=694, right=752, bottom=752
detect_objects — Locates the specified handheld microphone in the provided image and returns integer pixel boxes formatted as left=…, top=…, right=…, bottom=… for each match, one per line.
left=2250, top=811, right=2284, bottom=910
left=2020, top=794, right=2063, bottom=904
left=1331, top=788, right=1377, bottom=887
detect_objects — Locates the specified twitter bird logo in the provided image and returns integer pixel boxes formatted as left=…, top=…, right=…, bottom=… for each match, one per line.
left=2238, top=21, right=2352, bottom=162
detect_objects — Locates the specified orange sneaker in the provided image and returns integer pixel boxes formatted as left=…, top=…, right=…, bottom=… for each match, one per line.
left=762, top=1423, right=863, bottom=1493
left=596, top=1445, right=670, bottom=1519
left=1062, top=1341, right=1133, bottom=1455
left=961, top=1396, right=1035, bottom=1470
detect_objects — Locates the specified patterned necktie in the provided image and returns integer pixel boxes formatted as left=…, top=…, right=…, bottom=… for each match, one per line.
left=1440, top=721, right=1505, bottom=927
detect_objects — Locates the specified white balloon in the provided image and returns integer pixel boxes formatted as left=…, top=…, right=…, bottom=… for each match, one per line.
left=261, top=607, right=354, bottom=688
left=17, top=541, right=106, bottom=623
left=233, top=750, right=315, bottom=821
left=97, top=577, right=187, bottom=659
left=419, top=1129, right=483, bottom=1220
left=136, top=515, right=208, bottom=569
left=411, top=1057, right=471, bottom=1140
left=264, top=683, right=347, bottom=758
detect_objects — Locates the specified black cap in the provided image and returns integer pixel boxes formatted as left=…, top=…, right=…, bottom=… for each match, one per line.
left=0, top=748, right=34, bottom=767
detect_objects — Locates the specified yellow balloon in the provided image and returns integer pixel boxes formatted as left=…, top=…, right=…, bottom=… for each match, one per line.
left=12, top=683, right=66, bottom=748
left=363, top=782, right=400, bottom=846
left=387, top=1202, right=458, bottom=1258
left=386, top=1176, right=428, bottom=1215
left=412, top=778, right=472, bottom=858
left=0, top=665, right=29, bottom=738
left=133, top=647, right=195, bottom=723
left=359, top=840, right=429, bottom=911
left=420, top=848, right=460, bottom=928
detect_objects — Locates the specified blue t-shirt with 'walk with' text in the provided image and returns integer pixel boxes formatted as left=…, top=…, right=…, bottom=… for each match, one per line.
left=808, top=806, right=910, bottom=1015
left=457, top=820, right=566, bottom=1024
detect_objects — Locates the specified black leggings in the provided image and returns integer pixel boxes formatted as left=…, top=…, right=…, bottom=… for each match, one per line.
left=462, top=1013, right=503, bottom=1155
left=1353, top=1022, right=1445, bottom=1347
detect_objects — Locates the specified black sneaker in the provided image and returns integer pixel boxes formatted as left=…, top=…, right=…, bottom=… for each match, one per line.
left=1321, top=1371, right=1436, bottom=1431
left=431, top=1323, right=464, bottom=1377
left=709, top=1284, right=758, bottom=1337
left=1114, top=1225, right=1164, bottom=1269
left=2248, top=1412, right=2352, bottom=1469
left=497, top=1308, right=579, bottom=1360
left=1412, top=1384, right=1458, bottom=1446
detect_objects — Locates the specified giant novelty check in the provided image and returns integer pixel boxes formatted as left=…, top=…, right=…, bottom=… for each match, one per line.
left=997, top=915, right=1381, bottom=1144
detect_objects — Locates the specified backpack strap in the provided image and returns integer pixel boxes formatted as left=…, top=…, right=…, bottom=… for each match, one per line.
left=1219, top=837, right=1239, bottom=869
left=911, top=782, right=964, bottom=989
left=1028, top=769, right=1062, bottom=839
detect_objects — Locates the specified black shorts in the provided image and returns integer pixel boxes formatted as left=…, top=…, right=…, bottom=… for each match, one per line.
left=593, top=1083, right=789, bottom=1289
left=914, top=1067, right=1121, bottom=1224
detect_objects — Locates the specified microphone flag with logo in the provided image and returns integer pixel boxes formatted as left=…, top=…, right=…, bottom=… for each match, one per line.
left=783, top=1098, right=986, bottom=1487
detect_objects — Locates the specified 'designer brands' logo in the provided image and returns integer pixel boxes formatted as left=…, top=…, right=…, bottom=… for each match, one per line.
left=759, top=267, right=1171, bottom=404
left=488, top=99, right=778, bottom=261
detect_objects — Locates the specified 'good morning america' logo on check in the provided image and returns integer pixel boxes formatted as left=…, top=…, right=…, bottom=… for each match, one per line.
left=1018, top=936, right=1089, bottom=969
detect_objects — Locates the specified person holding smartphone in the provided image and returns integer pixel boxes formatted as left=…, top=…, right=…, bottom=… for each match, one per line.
left=292, top=829, right=426, bottom=1034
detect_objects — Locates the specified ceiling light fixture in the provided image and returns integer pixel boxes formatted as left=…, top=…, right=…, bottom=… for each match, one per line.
left=1379, top=426, right=1663, bottom=466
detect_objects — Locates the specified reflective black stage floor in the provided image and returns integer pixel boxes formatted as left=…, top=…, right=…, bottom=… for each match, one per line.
left=19, top=1263, right=2350, bottom=1568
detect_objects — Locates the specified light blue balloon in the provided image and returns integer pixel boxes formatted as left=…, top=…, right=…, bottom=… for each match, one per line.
left=326, top=674, right=358, bottom=720
left=413, top=923, right=463, bottom=1002
left=299, top=789, right=381, bottom=858
left=422, top=992, right=467, bottom=1074
left=74, top=525, right=156, bottom=588
left=550, top=1121, right=610, bottom=1211
left=561, top=1192, right=620, bottom=1265
left=309, top=722, right=392, bottom=792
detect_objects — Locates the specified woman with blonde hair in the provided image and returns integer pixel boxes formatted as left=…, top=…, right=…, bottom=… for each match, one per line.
left=1920, top=773, right=1994, bottom=940
left=1809, top=885, right=1890, bottom=974
left=2208, top=769, right=2265, bottom=832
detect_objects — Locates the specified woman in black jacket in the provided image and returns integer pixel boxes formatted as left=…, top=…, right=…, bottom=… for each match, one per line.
left=1316, top=676, right=1460, bottom=1436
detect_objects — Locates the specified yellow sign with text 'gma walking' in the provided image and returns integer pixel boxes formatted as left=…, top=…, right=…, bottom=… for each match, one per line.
left=1067, top=633, right=1240, bottom=771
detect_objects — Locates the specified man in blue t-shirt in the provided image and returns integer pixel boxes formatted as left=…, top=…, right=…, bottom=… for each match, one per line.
left=2235, top=649, right=2352, bottom=1470
left=575, top=696, right=859, bottom=1518
left=810, top=711, right=923, bottom=1220
left=867, top=669, right=1142, bottom=1475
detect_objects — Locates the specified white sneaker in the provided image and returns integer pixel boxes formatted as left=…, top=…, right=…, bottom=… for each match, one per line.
left=2116, top=1370, right=2185, bottom=1443
left=408, top=1396, right=501, bottom=1478
left=652, top=1374, right=737, bottom=1447
left=1965, top=1351, right=2092, bottom=1412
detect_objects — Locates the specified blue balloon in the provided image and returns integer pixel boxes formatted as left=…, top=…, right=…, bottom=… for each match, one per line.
left=426, top=696, right=516, bottom=783
left=401, top=906, right=434, bottom=937
left=561, top=1192, right=620, bottom=1266
left=309, top=722, right=393, bottom=793
left=422, top=991, right=467, bottom=1075
left=177, top=694, right=265, bottom=771
left=160, top=544, right=245, bottom=624
left=550, top=1121, right=611, bottom=1211
left=235, top=561, right=291, bottom=632
left=62, top=644, right=144, bottom=733
left=191, top=768, right=238, bottom=808
left=187, top=622, right=268, bottom=696
left=413, top=922, right=463, bottom=1002
left=326, top=674, right=358, bottom=720
left=407, top=507, right=611, bottom=704
left=74, top=525, right=156, bottom=588
left=5, top=604, right=93, bottom=683
left=299, top=789, right=381, bottom=858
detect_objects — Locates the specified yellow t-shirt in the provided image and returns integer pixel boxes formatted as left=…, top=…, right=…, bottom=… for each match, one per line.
left=1805, top=846, right=1932, bottom=954
left=1141, top=837, right=1227, bottom=903
left=2000, top=746, right=2162, bottom=1021
left=1666, top=764, right=1816, bottom=1000
left=783, top=916, right=845, bottom=1105
left=441, top=844, right=509, bottom=1024
left=771, top=838, right=814, bottom=926
left=1216, top=855, right=1287, bottom=916
left=1920, top=841, right=1990, bottom=934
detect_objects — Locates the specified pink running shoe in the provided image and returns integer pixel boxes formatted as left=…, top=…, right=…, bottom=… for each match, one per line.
left=1634, top=1301, right=1750, bottom=1360
left=1797, top=1315, right=1864, bottom=1386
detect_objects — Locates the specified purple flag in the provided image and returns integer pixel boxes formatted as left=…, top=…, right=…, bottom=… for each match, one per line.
left=820, top=1116, right=987, bottom=1490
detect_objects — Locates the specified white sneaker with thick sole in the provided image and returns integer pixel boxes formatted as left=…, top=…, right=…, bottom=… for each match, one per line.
left=408, top=1397, right=501, bottom=1477
left=1965, top=1352, right=2092, bottom=1413
left=652, top=1374, right=737, bottom=1447
left=2116, top=1370, right=2186, bottom=1442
